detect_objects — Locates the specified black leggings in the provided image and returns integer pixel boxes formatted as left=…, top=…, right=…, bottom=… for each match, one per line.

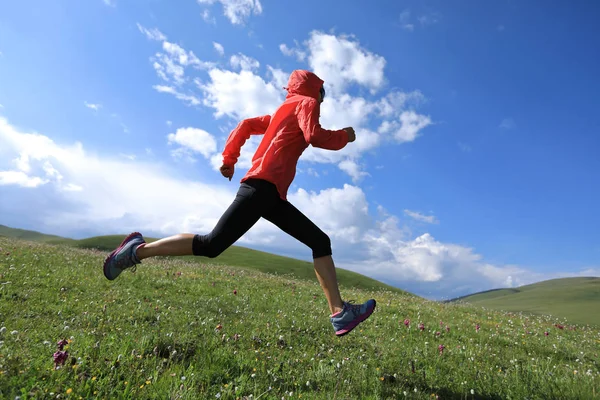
left=192, top=178, right=332, bottom=259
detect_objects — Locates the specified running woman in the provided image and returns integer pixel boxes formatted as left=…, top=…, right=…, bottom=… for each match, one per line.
left=103, top=69, right=376, bottom=337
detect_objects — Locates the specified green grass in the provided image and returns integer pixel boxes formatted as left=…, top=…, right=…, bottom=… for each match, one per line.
left=448, top=277, right=600, bottom=327
left=0, top=225, right=403, bottom=295
left=1, top=237, right=599, bottom=399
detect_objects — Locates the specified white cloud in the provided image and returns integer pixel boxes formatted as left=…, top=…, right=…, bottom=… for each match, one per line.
left=379, top=111, right=432, bottom=143
left=213, top=42, right=225, bottom=56
left=153, top=85, right=201, bottom=106
left=84, top=101, right=102, bottom=111
left=120, top=154, right=136, bottom=161
left=305, top=31, right=386, bottom=94
left=167, top=127, right=217, bottom=159
left=399, top=10, right=414, bottom=31
left=418, top=13, right=441, bottom=26
left=138, top=23, right=215, bottom=88
left=0, top=104, right=4, bottom=109
left=197, top=68, right=284, bottom=120
left=201, top=9, right=216, bottom=24
left=0, top=116, right=238, bottom=237
left=267, top=66, right=289, bottom=90
left=397, top=111, right=432, bottom=142
left=229, top=53, right=260, bottom=71
left=136, top=23, right=166, bottom=41
left=500, top=117, right=515, bottom=129
left=197, top=0, right=263, bottom=25
left=376, top=90, right=426, bottom=116
left=279, top=43, right=306, bottom=61
left=320, top=94, right=376, bottom=130
left=400, top=9, right=440, bottom=31
left=0, top=170, right=48, bottom=188
left=404, top=209, right=439, bottom=224
left=290, top=184, right=371, bottom=245
left=338, top=159, right=370, bottom=183
left=102, top=0, right=115, bottom=7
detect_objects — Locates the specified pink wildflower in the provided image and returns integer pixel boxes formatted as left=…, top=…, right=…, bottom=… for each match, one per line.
left=53, top=350, right=68, bottom=369
left=438, top=344, right=445, bottom=355
left=403, top=319, right=410, bottom=328
left=445, top=326, right=450, bottom=333
left=418, top=323, right=425, bottom=331
left=57, top=339, right=68, bottom=351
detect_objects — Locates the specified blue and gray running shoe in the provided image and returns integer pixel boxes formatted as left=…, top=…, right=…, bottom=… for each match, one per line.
left=103, top=232, right=145, bottom=280
left=330, top=299, right=376, bottom=336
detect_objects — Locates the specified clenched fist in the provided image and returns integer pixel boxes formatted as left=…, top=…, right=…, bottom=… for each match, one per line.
left=343, top=127, right=356, bottom=142
left=220, top=164, right=234, bottom=181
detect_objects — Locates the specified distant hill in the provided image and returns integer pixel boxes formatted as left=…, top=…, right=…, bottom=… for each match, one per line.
left=0, top=224, right=406, bottom=294
left=447, top=277, right=600, bottom=327
left=0, top=224, right=74, bottom=243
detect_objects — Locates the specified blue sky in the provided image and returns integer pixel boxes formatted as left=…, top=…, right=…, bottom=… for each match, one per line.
left=1, top=0, right=599, bottom=299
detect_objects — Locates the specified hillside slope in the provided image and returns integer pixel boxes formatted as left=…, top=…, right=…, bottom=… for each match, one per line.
left=448, top=277, right=600, bottom=327
left=0, top=224, right=404, bottom=294
left=1, top=236, right=597, bottom=400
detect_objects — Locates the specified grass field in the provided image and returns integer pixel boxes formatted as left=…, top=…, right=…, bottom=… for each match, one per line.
left=1, top=237, right=599, bottom=399
left=448, top=277, right=600, bottom=327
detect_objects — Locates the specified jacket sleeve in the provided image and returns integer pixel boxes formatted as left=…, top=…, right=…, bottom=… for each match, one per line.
left=297, top=98, right=349, bottom=150
left=222, top=114, right=271, bottom=165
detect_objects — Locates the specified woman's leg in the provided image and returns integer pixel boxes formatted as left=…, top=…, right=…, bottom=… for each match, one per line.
left=136, top=234, right=195, bottom=260
left=262, top=200, right=344, bottom=315
left=137, top=181, right=271, bottom=261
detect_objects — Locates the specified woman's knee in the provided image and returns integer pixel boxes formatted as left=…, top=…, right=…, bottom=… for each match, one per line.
left=192, top=234, right=226, bottom=258
left=312, top=231, right=332, bottom=259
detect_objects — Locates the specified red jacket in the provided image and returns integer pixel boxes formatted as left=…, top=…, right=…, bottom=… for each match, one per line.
left=221, top=70, right=349, bottom=200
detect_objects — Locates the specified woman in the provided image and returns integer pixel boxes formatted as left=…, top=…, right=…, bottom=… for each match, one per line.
left=103, top=69, right=376, bottom=337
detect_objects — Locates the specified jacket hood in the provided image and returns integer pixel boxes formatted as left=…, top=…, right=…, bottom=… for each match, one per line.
left=284, top=70, right=324, bottom=100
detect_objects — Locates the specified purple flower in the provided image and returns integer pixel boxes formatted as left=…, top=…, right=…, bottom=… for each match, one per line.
left=438, top=344, right=445, bottom=355
left=445, top=326, right=450, bottom=333
left=53, top=350, right=69, bottom=369
left=403, top=319, right=410, bottom=327
left=418, top=323, right=425, bottom=331
left=57, top=339, right=68, bottom=351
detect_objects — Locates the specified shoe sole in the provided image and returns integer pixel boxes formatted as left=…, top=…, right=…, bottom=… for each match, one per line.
left=103, top=232, right=142, bottom=280
left=335, top=300, right=377, bottom=337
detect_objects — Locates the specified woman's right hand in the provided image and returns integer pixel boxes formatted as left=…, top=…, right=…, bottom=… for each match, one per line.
left=343, top=127, right=356, bottom=142
left=220, top=164, right=234, bottom=181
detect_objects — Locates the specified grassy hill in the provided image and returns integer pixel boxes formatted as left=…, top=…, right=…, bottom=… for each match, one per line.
left=0, top=224, right=74, bottom=243
left=1, top=237, right=597, bottom=399
left=0, top=224, right=403, bottom=294
left=447, top=277, right=600, bottom=327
